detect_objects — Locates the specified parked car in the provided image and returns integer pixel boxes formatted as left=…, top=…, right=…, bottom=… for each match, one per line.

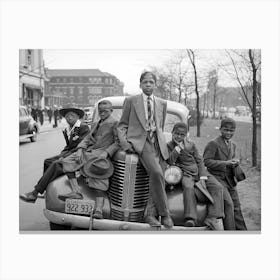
left=43, top=96, right=210, bottom=231
left=83, top=106, right=94, bottom=124
left=19, top=106, right=39, bottom=142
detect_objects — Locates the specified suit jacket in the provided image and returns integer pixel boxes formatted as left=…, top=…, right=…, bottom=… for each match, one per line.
left=203, top=136, right=236, bottom=187
left=117, top=94, right=169, bottom=160
left=167, top=139, right=207, bottom=181
left=60, top=123, right=90, bottom=157
left=62, top=115, right=119, bottom=172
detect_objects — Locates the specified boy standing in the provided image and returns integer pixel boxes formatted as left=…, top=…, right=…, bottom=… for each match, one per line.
left=117, top=71, right=173, bottom=228
left=203, top=118, right=247, bottom=230
left=167, top=122, right=225, bottom=229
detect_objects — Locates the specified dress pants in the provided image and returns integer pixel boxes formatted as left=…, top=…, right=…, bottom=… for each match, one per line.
left=35, top=161, right=65, bottom=194
left=43, top=155, right=62, bottom=173
left=216, top=178, right=247, bottom=230
left=181, top=175, right=224, bottom=221
left=140, top=136, right=169, bottom=217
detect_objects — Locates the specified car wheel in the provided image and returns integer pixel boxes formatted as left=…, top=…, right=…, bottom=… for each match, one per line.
left=30, top=129, right=38, bottom=142
left=49, top=222, right=71, bottom=230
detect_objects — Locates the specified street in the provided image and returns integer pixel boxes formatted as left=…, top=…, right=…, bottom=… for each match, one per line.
left=19, top=128, right=65, bottom=231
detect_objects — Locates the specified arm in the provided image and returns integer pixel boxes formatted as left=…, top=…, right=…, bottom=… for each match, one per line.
left=117, top=97, right=134, bottom=151
left=192, top=143, right=208, bottom=177
left=105, top=122, right=120, bottom=157
left=167, top=142, right=181, bottom=165
left=61, top=124, right=90, bottom=152
left=203, top=141, right=228, bottom=172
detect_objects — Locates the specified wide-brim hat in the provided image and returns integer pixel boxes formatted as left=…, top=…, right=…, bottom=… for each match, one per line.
left=194, top=181, right=214, bottom=204
left=59, top=107, right=85, bottom=119
left=81, top=157, right=114, bottom=179
left=164, top=166, right=183, bottom=185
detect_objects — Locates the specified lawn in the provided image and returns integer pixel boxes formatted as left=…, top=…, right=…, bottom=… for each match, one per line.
left=188, top=119, right=261, bottom=231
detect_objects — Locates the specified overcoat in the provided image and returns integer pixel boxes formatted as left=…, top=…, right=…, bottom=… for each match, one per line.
left=62, top=115, right=119, bottom=173
left=117, top=94, right=169, bottom=160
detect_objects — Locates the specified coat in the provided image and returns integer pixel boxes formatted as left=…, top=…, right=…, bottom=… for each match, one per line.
left=203, top=136, right=237, bottom=188
left=62, top=115, right=119, bottom=173
left=167, top=139, right=207, bottom=181
left=60, top=123, right=90, bottom=157
left=117, top=94, right=169, bottom=160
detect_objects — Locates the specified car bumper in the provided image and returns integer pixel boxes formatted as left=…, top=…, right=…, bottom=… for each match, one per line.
left=43, top=209, right=208, bottom=231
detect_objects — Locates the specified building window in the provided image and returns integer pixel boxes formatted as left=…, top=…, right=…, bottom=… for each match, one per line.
left=27, top=49, right=32, bottom=65
left=69, top=87, right=74, bottom=95
left=63, top=77, right=67, bottom=83
left=56, top=78, right=60, bottom=83
left=78, top=87, right=83, bottom=95
left=105, top=78, right=109, bottom=84
left=69, top=77, right=73, bottom=83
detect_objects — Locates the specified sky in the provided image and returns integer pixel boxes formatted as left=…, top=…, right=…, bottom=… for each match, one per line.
left=43, top=49, right=237, bottom=94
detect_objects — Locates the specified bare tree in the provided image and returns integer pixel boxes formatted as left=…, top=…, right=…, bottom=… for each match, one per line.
left=187, top=49, right=201, bottom=137
left=224, top=49, right=261, bottom=167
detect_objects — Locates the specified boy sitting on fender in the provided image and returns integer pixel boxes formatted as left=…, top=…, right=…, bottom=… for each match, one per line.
left=167, top=122, right=225, bottom=230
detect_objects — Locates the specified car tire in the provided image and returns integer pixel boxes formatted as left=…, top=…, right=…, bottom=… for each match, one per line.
left=30, top=129, right=38, bottom=142
left=49, top=222, right=71, bottom=230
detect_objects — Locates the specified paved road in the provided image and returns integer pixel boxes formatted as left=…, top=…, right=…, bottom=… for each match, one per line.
left=19, top=129, right=65, bottom=231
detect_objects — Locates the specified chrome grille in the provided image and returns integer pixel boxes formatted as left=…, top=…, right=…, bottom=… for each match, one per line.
left=108, top=152, right=149, bottom=222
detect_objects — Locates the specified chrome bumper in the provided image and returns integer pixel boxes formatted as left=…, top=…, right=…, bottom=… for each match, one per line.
left=43, top=209, right=208, bottom=231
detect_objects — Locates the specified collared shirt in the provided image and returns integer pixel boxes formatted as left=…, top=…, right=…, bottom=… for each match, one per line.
left=142, top=92, right=154, bottom=121
left=66, top=119, right=81, bottom=139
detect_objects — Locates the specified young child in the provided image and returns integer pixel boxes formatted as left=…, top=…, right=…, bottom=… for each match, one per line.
left=203, top=118, right=247, bottom=230
left=167, top=122, right=225, bottom=229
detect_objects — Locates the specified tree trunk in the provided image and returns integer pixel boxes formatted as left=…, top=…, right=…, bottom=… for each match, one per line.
left=249, top=49, right=258, bottom=167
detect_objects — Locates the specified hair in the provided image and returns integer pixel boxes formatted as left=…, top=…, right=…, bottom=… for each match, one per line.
left=172, top=122, right=189, bottom=133
left=140, top=71, right=157, bottom=83
left=220, top=118, right=236, bottom=129
left=98, top=100, right=113, bottom=109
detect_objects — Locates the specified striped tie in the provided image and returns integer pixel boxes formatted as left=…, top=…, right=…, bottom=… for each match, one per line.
left=147, top=97, right=154, bottom=141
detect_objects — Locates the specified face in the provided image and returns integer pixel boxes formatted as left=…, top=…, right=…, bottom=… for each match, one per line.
left=140, top=73, right=156, bottom=96
left=65, top=111, right=79, bottom=126
left=98, top=104, right=112, bottom=121
left=220, top=124, right=235, bottom=140
left=172, top=127, right=188, bottom=143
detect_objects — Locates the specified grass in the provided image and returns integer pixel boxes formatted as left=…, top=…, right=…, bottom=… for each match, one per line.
left=188, top=119, right=261, bottom=231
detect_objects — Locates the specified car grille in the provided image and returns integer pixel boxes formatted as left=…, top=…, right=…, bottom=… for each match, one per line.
left=109, top=152, right=149, bottom=222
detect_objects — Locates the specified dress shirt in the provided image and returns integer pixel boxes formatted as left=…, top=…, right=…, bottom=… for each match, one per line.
left=65, top=119, right=81, bottom=139
left=142, top=93, right=154, bottom=121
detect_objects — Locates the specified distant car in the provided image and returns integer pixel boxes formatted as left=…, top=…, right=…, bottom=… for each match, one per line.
left=19, top=106, right=39, bottom=142
left=83, top=106, right=94, bottom=124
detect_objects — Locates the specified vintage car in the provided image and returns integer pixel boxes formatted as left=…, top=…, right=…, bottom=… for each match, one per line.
left=43, top=96, right=209, bottom=231
left=19, top=105, right=39, bottom=142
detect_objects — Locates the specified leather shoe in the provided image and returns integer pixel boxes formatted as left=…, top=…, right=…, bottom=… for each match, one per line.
left=93, top=210, right=103, bottom=219
left=161, top=215, right=174, bottom=229
left=184, top=219, right=196, bottom=227
left=204, top=217, right=224, bottom=231
left=20, top=191, right=38, bottom=203
left=58, top=192, right=83, bottom=201
left=145, top=216, right=161, bottom=227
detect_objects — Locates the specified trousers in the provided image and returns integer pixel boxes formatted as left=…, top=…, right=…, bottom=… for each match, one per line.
left=35, top=160, right=65, bottom=194
left=141, top=136, right=169, bottom=217
left=216, top=178, right=247, bottom=230
left=181, top=175, right=224, bottom=221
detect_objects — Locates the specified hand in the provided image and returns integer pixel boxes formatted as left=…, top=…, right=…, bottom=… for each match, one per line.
left=226, top=159, right=240, bottom=167
left=199, top=179, right=207, bottom=189
left=125, top=146, right=136, bottom=154
left=99, top=151, right=108, bottom=159
left=75, top=149, right=83, bottom=163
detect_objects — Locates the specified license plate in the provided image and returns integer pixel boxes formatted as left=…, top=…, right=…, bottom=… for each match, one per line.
left=65, top=199, right=95, bottom=216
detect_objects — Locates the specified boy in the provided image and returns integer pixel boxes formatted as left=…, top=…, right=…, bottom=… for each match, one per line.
left=20, top=107, right=89, bottom=203
left=167, top=122, right=225, bottom=229
left=117, top=71, right=173, bottom=228
left=203, top=118, right=247, bottom=230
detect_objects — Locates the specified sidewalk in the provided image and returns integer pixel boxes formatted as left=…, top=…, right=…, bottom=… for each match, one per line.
left=38, top=118, right=67, bottom=133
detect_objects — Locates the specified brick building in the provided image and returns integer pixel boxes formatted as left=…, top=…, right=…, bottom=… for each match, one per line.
left=45, top=69, right=124, bottom=107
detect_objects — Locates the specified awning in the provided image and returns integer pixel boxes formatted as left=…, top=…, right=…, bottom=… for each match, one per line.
left=23, top=83, right=43, bottom=90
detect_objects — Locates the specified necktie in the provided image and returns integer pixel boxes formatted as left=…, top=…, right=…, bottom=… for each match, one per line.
left=147, top=96, right=152, bottom=121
